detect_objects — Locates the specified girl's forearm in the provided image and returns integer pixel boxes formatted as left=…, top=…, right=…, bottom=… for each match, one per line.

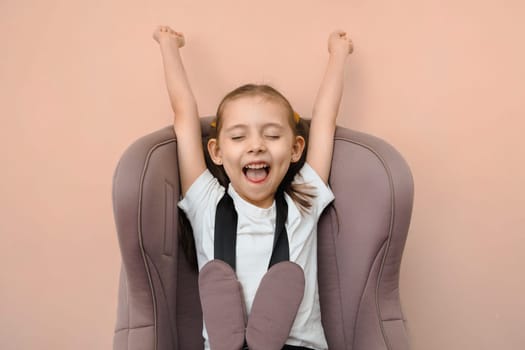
left=159, top=39, right=198, bottom=115
left=311, top=53, right=348, bottom=125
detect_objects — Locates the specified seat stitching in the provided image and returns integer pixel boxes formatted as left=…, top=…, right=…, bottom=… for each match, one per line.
left=352, top=240, right=387, bottom=349
left=115, top=324, right=154, bottom=333
left=138, top=137, right=176, bottom=350
left=145, top=252, right=178, bottom=347
left=332, top=136, right=394, bottom=350
left=324, top=204, right=346, bottom=349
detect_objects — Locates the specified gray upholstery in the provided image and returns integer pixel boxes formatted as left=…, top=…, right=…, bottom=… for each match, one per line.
left=112, top=117, right=414, bottom=350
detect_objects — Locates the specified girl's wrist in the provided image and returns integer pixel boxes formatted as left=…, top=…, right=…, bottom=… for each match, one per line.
left=159, top=37, right=180, bottom=49
left=328, top=51, right=348, bottom=64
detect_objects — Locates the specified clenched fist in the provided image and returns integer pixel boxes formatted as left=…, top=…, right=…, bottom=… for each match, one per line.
left=328, top=30, right=353, bottom=56
left=153, top=25, right=185, bottom=48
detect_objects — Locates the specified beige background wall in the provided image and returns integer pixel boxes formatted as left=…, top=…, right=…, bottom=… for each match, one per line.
left=1, top=0, right=524, bottom=349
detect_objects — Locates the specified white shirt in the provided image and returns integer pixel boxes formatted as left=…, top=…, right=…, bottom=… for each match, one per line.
left=178, top=162, right=334, bottom=350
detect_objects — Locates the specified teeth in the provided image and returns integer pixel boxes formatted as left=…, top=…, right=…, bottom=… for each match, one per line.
left=245, top=163, right=269, bottom=169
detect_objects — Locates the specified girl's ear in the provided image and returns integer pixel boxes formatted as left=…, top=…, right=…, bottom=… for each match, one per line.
left=207, top=138, right=223, bottom=165
left=291, top=135, right=305, bottom=163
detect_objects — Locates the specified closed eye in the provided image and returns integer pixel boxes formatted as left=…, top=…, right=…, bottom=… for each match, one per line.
left=265, top=135, right=280, bottom=139
left=231, top=135, right=245, bottom=141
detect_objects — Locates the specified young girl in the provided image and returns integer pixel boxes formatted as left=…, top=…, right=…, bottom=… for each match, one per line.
left=153, top=26, right=353, bottom=350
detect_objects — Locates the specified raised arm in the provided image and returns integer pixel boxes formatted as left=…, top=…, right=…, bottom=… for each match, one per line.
left=153, top=26, right=206, bottom=195
left=307, top=30, right=353, bottom=183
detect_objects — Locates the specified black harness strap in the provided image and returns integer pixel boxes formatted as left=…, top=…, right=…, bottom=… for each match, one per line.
left=214, top=193, right=238, bottom=270
left=268, top=191, right=289, bottom=268
left=214, top=190, right=289, bottom=270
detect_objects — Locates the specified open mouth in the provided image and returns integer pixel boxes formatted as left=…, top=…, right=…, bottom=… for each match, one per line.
left=243, top=163, right=270, bottom=183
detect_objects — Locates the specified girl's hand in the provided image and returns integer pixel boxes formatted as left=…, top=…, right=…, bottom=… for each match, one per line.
left=153, top=25, right=185, bottom=48
left=328, top=30, right=353, bottom=56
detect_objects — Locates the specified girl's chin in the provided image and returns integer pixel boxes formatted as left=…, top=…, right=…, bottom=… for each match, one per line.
left=243, top=195, right=274, bottom=208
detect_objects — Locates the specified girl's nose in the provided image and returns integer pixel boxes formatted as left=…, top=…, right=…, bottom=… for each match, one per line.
left=248, top=136, right=266, bottom=153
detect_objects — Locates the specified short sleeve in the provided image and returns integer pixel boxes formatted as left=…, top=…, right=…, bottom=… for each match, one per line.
left=295, top=162, right=335, bottom=217
left=177, top=169, right=225, bottom=223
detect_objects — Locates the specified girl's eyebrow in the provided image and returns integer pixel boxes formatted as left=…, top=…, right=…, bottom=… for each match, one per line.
left=262, top=123, right=285, bottom=130
left=224, top=124, right=248, bottom=133
left=224, top=122, right=285, bottom=132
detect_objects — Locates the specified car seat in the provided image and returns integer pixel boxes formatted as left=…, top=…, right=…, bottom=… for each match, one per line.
left=112, top=117, right=414, bottom=350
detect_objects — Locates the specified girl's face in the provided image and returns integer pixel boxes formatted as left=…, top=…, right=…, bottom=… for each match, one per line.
left=208, top=96, right=305, bottom=208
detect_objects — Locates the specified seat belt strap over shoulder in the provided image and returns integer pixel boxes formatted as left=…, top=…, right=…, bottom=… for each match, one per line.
left=214, top=190, right=289, bottom=270
left=214, top=193, right=238, bottom=269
